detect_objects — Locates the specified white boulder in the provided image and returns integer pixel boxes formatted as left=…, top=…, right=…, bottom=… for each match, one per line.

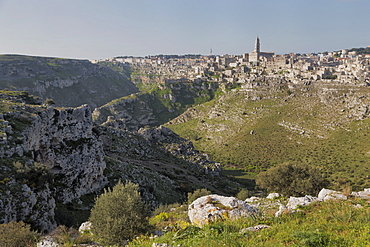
left=275, top=204, right=289, bottom=217
left=351, top=188, right=370, bottom=199
left=240, top=224, right=271, bottom=233
left=37, top=237, right=59, bottom=247
left=188, top=194, right=259, bottom=227
left=245, top=196, right=261, bottom=203
left=79, top=221, right=92, bottom=233
left=286, top=195, right=318, bottom=210
left=266, top=193, right=281, bottom=199
left=318, top=188, right=347, bottom=201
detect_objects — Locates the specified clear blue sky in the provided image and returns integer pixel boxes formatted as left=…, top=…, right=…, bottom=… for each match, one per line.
left=0, top=0, right=369, bottom=60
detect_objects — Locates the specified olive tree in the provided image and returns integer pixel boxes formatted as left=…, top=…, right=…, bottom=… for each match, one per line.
left=187, top=188, right=211, bottom=204
left=0, top=221, right=39, bottom=247
left=256, top=162, right=328, bottom=196
left=89, top=181, right=149, bottom=246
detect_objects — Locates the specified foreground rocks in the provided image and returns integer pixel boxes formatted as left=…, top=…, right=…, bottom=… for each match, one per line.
left=188, top=195, right=259, bottom=227
left=246, top=188, right=369, bottom=218
left=318, top=188, right=348, bottom=201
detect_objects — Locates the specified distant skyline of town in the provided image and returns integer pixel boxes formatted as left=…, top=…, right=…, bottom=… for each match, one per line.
left=102, top=36, right=369, bottom=60
left=0, top=0, right=369, bottom=60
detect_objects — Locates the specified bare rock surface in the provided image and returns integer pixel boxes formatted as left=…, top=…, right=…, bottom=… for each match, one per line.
left=266, top=193, right=281, bottom=199
left=240, top=224, right=271, bottom=233
left=0, top=99, right=107, bottom=231
left=79, top=221, right=92, bottom=233
left=188, top=194, right=259, bottom=227
left=37, top=237, right=59, bottom=247
left=286, top=195, right=318, bottom=210
left=317, top=188, right=347, bottom=201
left=351, top=188, right=370, bottom=199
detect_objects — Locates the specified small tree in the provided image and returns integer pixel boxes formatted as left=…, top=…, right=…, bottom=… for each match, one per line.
left=236, top=188, right=249, bottom=201
left=187, top=188, right=211, bottom=204
left=256, top=162, right=328, bottom=197
left=89, top=181, right=149, bottom=246
left=44, top=98, right=55, bottom=106
left=0, top=221, right=39, bottom=247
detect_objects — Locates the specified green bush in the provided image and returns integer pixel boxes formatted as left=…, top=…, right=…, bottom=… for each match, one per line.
left=89, top=181, right=149, bottom=246
left=152, top=203, right=181, bottom=217
left=236, top=188, right=249, bottom=201
left=0, top=221, right=39, bottom=247
left=292, top=231, right=329, bottom=247
left=187, top=188, right=211, bottom=204
left=49, top=225, right=92, bottom=246
left=256, top=162, right=328, bottom=196
left=44, top=98, right=55, bottom=105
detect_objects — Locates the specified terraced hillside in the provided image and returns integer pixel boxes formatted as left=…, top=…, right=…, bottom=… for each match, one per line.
left=0, top=55, right=138, bottom=108
left=167, top=81, right=370, bottom=190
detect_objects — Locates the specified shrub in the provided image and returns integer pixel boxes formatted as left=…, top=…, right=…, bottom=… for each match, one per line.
left=236, top=188, right=249, bottom=200
left=256, top=162, right=328, bottom=196
left=44, top=98, right=55, bottom=105
left=187, top=188, right=211, bottom=204
left=89, top=181, right=149, bottom=246
left=49, top=225, right=92, bottom=246
left=0, top=221, right=39, bottom=247
left=152, top=203, right=181, bottom=216
left=292, top=231, right=330, bottom=247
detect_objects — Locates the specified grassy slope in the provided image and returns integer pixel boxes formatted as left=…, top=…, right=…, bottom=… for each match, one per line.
left=167, top=83, right=370, bottom=190
left=130, top=198, right=370, bottom=246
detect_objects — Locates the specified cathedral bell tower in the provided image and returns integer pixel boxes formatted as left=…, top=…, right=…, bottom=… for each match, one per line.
left=254, top=36, right=260, bottom=54
left=249, top=36, right=260, bottom=63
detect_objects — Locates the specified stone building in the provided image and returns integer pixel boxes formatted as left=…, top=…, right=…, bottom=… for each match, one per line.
left=249, top=36, right=274, bottom=63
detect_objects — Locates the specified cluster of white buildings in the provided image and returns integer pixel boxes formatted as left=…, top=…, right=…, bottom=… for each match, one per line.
left=93, top=38, right=370, bottom=86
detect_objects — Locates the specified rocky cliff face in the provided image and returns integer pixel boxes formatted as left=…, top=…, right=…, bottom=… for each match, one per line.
left=92, top=94, right=158, bottom=131
left=21, top=105, right=107, bottom=203
left=138, top=126, right=221, bottom=176
left=0, top=55, right=138, bottom=108
left=0, top=91, right=237, bottom=232
left=0, top=93, right=107, bottom=231
left=99, top=125, right=234, bottom=209
left=92, top=79, right=217, bottom=131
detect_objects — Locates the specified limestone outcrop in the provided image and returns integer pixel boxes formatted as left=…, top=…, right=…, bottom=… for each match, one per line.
left=5, top=105, right=107, bottom=203
left=79, top=221, right=92, bottom=233
left=139, top=126, right=221, bottom=176
left=0, top=96, right=107, bottom=231
left=317, top=188, right=347, bottom=201
left=188, top=195, right=259, bottom=227
left=286, top=195, right=318, bottom=210
left=98, top=125, right=233, bottom=208
left=351, top=188, right=370, bottom=199
left=247, top=188, right=366, bottom=218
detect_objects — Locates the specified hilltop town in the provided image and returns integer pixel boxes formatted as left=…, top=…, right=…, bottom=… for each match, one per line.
left=94, top=37, right=370, bottom=87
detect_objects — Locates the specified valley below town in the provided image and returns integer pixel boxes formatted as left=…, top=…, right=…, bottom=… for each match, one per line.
left=0, top=47, right=370, bottom=246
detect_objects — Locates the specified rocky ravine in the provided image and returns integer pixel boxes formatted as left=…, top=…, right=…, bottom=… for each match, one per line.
left=0, top=92, right=236, bottom=232
left=92, top=79, right=218, bottom=131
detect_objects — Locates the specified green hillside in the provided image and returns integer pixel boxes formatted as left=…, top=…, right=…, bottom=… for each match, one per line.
left=167, top=82, right=370, bottom=190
